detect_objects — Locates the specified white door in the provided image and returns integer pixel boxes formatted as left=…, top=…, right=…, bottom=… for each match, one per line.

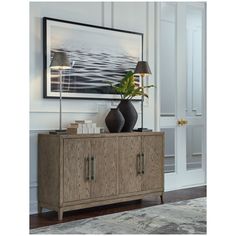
left=159, top=2, right=206, bottom=190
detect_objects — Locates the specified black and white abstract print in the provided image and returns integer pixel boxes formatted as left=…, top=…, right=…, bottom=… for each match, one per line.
left=45, top=19, right=143, bottom=99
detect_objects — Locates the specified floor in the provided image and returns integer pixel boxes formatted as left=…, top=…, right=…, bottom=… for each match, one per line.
left=30, top=185, right=206, bottom=229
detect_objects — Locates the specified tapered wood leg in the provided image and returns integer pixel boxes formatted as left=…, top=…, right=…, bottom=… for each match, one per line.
left=160, top=194, right=164, bottom=204
left=58, top=209, right=63, bottom=221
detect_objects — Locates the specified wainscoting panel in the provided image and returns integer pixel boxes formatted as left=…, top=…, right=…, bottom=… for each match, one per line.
left=30, top=130, right=48, bottom=214
left=30, top=111, right=98, bottom=131
left=112, top=2, right=156, bottom=130
left=113, top=2, right=148, bottom=61
left=103, top=2, right=113, bottom=28
left=113, top=2, right=147, bottom=33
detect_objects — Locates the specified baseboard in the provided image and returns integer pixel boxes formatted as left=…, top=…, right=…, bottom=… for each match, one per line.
left=164, top=183, right=206, bottom=192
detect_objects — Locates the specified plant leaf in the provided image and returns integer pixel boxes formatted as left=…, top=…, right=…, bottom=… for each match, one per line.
left=108, top=71, right=154, bottom=100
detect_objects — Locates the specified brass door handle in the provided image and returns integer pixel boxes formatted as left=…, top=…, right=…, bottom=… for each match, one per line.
left=177, top=118, right=188, bottom=126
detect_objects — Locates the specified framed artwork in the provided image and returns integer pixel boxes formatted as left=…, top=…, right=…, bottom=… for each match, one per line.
left=43, top=17, right=143, bottom=100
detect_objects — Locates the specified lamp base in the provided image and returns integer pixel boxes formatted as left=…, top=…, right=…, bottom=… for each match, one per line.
left=133, top=128, right=152, bottom=132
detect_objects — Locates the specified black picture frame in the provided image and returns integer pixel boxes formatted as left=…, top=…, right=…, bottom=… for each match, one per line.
left=43, top=17, right=143, bottom=100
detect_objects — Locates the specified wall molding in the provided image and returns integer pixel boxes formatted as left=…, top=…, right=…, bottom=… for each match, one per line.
left=30, top=110, right=98, bottom=114
left=161, top=19, right=176, bottom=24
left=146, top=2, right=149, bottom=60
left=154, top=2, right=158, bottom=131
left=101, top=2, right=105, bottom=27
left=111, top=2, right=114, bottom=28
left=30, top=181, right=38, bottom=188
left=155, top=2, right=161, bottom=131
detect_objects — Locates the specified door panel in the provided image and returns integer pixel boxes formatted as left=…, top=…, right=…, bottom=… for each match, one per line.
left=160, top=10, right=177, bottom=117
left=186, top=125, right=203, bottom=170
left=186, top=6, right=203, bottom=118
left=141, top=135, right=164, bottom=191
left=118, top=136, right=142, bottom=194
left=63, top=139, right=91, bottom=202
left=90, top=138, right=118, bottom=198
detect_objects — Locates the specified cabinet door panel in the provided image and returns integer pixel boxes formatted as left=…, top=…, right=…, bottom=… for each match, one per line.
left=118, top=136, right=142, bottom=194
left=90, top=138, right=118, bottom=198
left=63, top=139, right=91, bottom=202
left=142, top=135, right=164, bottom=191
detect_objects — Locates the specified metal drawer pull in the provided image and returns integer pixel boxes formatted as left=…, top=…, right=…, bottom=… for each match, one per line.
left=137, top=153, right=141, bottom=175
left=93, top=157, right=96, bottom=181
left=141, top=153, right=145, bottom=174
left=91, top=156, right=95, bottom=181
left=85, top=157, right=90, bottom=180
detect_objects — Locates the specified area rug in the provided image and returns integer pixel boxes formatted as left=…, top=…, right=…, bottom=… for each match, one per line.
left=30, top=197, right=206, bottom=234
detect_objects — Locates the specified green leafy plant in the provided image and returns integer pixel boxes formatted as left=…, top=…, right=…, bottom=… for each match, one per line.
left=112, top=71, right=154, bottom=100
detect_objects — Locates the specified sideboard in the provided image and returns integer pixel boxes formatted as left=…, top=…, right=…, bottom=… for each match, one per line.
left=38, top=132, right=164, bottom=220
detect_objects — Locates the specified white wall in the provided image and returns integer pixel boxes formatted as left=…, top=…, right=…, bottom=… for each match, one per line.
left=30, top=2, right=160, bottom=214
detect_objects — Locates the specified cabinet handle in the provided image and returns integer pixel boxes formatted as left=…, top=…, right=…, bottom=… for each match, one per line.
left=136, top=153, right=141, bottom=175
left=85, top=157, right=90, bottom=180
left=141, top=153, right=145, bottom=174
left=91, top=156, right=95, bottom=181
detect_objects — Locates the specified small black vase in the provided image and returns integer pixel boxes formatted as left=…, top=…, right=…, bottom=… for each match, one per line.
left=117, top=100, right=138, bottom=132
left=105, top=108, right=125, bottom=133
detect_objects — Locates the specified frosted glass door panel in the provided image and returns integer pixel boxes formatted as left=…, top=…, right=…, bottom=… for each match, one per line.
left=161, top=128, right=175, bottom=173
left=160, top=3, right=176, bottom=117
left=186, top=126, right=203, bottom=170
left=186, top=7, right=203, bottom=117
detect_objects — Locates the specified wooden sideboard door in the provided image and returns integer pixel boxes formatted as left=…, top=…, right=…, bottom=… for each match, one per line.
left=63, top=138, right=91, bottom=202
left=90, top=137, right=118, bottom=198
left=141, top=135, right=164, bottom=191
left=118, top=136, right=142, bottom=194
left=91, top=138, right=118, bottom=198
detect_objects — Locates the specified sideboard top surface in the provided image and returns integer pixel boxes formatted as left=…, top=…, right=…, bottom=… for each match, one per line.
left=38, top=132, right=164, bottom=139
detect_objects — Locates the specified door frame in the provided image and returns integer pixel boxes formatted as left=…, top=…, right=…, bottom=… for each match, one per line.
left=158, top=2, right=206, bottom=191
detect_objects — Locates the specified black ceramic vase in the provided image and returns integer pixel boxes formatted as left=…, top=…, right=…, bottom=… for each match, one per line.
left=117, top=100, right=138, bottom=132
left=105, top=108, right=125, bottom=133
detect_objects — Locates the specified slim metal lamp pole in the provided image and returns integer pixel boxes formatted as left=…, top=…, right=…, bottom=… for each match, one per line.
left=59, top=70, right=62, bottom=130
left=50, top=52, right=71, bottom=132
left=141, top=74, right=144, bottom=130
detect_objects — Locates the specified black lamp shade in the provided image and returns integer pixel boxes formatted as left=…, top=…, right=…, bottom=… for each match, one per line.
left=50, top=52, right=71, bottom=70
left=134, top=61, right=152, bottom=75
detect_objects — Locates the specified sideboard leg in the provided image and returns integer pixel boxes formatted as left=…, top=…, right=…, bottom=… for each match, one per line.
left=160, top=194, right=164, bottom=204
left=58, top=209, right=63, bottom=221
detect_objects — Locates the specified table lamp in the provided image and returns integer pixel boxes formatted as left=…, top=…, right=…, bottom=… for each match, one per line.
left=134, top=61, right=152, bottom=131
left=50, top=52, right=71, bottom=132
